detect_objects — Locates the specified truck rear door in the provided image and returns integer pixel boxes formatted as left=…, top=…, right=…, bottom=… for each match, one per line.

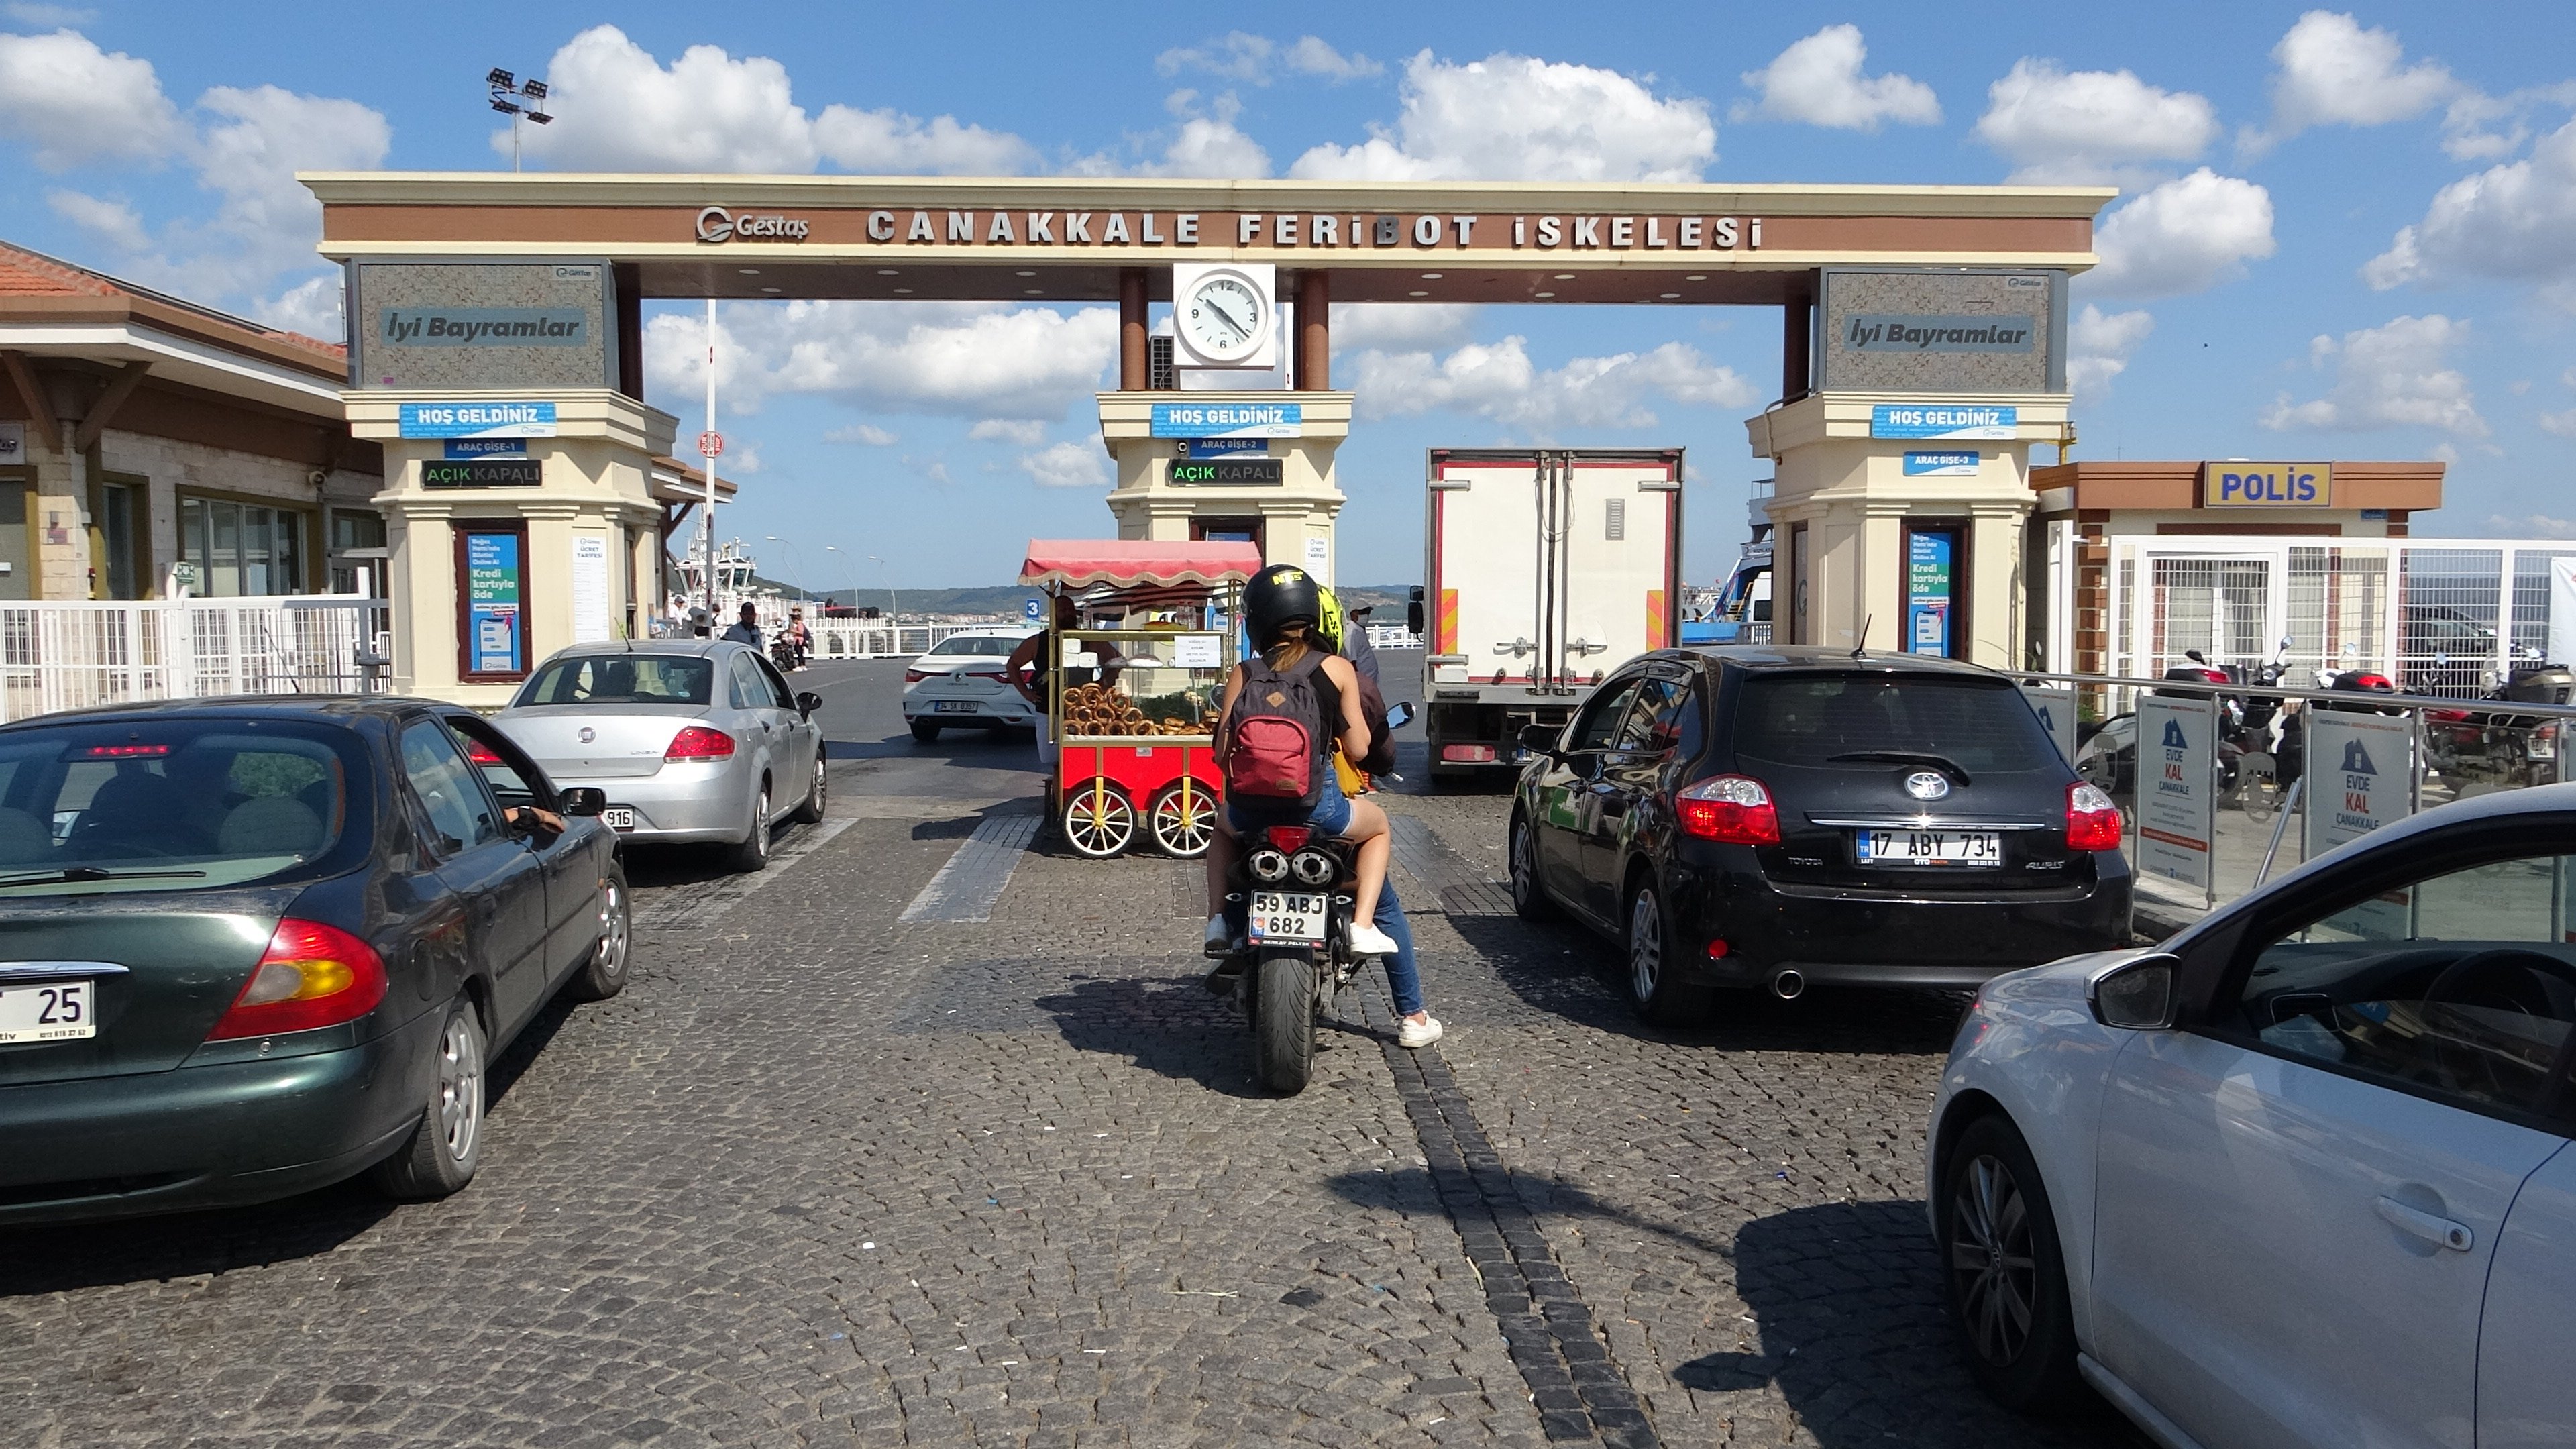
left=1557, top=453, right=1682, bottom=686
left=1426, top=453, right=1545, bottom=686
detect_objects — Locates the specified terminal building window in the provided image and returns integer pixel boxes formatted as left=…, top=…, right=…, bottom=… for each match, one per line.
left=327, top=508, right=387, bottom=595
left=178, top=494, right=307, bottom=598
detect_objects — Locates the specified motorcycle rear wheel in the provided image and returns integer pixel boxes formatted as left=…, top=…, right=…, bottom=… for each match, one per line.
left=1252, top=949, right=1318, bottom=1095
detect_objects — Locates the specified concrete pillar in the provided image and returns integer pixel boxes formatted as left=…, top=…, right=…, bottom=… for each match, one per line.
left=1118, top=270, right=1150, bottom=392
left=1294, top=272, right=1329, bottom=390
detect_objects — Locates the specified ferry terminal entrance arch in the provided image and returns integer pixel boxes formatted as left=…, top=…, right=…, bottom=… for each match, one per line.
left=305, top=172, right=2110, bottom=703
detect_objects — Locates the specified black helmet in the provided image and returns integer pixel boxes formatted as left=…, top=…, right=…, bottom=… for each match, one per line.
left=1242, top=564, right=1322, bottom=649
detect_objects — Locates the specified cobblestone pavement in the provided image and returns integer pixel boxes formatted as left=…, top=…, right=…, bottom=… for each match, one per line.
left=0, top=659, right=2137, bottom=1448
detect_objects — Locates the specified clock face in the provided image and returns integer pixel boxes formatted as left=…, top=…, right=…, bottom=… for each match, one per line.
left=1181, top=274, right=1267, bottom=362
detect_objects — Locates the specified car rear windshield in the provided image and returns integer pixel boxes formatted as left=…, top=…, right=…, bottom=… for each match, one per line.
left=1730, top=674, right=2058, bottom=774
left=517, top=655, right=714, bottom=706
left=0, top=719, right=364, bottom=894
left=930, top=635, right=1025, bottom=657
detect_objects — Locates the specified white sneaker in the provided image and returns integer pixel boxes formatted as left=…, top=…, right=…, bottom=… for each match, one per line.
left=1203, top=914, right=1239, bottom=957
left=1397, top=1014, right=1444, bottom=1049
left=1348, top=921, right=1401, bottom=957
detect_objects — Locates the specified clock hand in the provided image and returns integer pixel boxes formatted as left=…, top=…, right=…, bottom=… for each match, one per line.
left=1202, top=298, right=1251, bottom=340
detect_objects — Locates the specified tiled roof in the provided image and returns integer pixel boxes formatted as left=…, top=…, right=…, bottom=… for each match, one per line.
left=0, top=239, right=347, bottom=365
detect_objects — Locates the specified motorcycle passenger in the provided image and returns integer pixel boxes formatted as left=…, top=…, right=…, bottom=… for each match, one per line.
left=1204, top=566, right=1441, bottom=1046
left=783, top=608, right=812, bottom=668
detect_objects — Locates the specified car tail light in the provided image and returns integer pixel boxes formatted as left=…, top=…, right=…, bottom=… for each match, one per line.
left=1441, top=745, right=1497, bottom=762
left=665, top=725, right=736, bottom=761
left=1265, top=825, right=1312, bottom=852
left=207, top=919, right=388, bottom=1040
left=462, top=738, right=504, bottom=765
left=903, top=667, right=930, bottom=684
left=1677, top=775, right=1778, bottom=845
left=2068, top=782, right=2123, bottom=851
left=78, top=743, right=170, bottom=758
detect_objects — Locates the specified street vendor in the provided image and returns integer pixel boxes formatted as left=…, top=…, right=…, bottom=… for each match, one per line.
left=1008, top=596, right=1125, bottom=708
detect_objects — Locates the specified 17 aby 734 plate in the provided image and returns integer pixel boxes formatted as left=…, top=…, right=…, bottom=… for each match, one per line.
left=1854, top=828, right=2002, bottom=867
left=1248, top=890, right=1330, bottom=946
left=0, top=978, right=94, bottom=1043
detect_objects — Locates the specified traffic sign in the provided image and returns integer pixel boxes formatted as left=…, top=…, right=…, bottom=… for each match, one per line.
left=1023, top=598, right=1042, bottom=622
left=698, top=431, right=724, bottom=458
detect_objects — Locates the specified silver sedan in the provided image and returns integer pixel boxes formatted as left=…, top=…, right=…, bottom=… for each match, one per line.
left=494, top=639, right=826, bottom=871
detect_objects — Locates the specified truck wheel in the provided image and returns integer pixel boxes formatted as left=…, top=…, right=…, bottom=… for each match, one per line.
left=1252, top=949, right=1318, bottom=1095
left=1509, top=814, right=1558, bottom=922
left=1626, top=879, right=1713, bottom=1027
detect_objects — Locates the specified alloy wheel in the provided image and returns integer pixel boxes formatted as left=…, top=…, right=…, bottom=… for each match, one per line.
left=595, top=877, right=630, bottom=979
left=753, top=791, right=771, bottom=855
left=436, top=1014, right=484, bottom=1165
left=1628, top=886, right=1663, bottom=1004
left=1950, top=1153, right=2039, bottom=1367
left=1511, top=822, right=1537, bottom=901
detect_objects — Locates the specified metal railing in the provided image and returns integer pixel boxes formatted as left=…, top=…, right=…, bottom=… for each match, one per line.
left=0, top=595, right=392, bottom=722
left=810, top=621, right=989, bottom=659
left=2017, top=667, right=2575, bottom=926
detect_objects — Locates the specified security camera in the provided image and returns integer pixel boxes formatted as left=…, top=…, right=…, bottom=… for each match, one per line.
left=307, top=469, right=327, bottom=486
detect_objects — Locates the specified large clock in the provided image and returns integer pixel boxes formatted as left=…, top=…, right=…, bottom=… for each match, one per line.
left=1173, top=264, right=1276, bottom=368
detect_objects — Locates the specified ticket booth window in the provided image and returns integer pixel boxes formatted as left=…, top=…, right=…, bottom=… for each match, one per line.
left=178, top=495, right=307, bottom=597
left=1190, top=517, right=1265, bottom=552
left=455, top=521, right=530, bottom=682
left=1904, top=521, right=1968, bottom=659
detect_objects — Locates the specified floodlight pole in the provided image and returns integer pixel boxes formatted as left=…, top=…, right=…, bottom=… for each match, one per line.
left=704, top=298, right=719, bottom=621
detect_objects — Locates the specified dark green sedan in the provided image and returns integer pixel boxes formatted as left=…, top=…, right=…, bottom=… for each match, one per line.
left=0, top=696, right=631, bottom=1224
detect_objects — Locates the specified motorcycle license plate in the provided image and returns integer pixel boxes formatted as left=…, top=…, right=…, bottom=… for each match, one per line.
left=1248, top=890, right=1329, bottom=946
left=934, top=701, right=978, bottom=714
left=600, top=808, right=636, bottom=832
left=0, top=979, right=93, bottom=1043
left=1855, top=829, right=2002, bottom=867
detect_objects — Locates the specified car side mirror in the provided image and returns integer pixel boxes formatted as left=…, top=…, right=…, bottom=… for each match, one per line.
left=2089, top=954, right=2180, bottom=1030
left=796, top=691, right=823, bottom=717
left=1517, top=722, right=1562, bottom=757
left=1384, top=702, right=1415, bottom=731
left=559, top=786, right=607, bottom=818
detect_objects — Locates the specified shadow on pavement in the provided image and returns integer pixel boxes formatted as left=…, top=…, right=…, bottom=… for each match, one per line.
left=0, top=1178, right=396, bottom=1294
left=1441, top=911, right=1966, bottom=1057
left=1032, top=973, right=1270, bottom=1099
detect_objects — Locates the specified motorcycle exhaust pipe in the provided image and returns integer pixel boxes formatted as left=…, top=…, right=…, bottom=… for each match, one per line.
left=1771, top=969, right=1805, bottom=1000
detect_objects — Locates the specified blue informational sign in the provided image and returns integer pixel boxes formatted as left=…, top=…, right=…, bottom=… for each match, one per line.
left=464, top=531, right=525, bottom=675
left=1185, top=438, right=1269, bottom=457
left=399, top=401, right=559, bottom=439
left=444, top=438, right=531, bottom=460
left=1906, top=531, right=1954, bottom=655
left=1149, top=402, right=1301, bottom=439
left=1023, top=598, right=1043, bottom=622
left=1870, top=404, right=2016, bottom=440
left=1902, top=450, right=1980, bottom=477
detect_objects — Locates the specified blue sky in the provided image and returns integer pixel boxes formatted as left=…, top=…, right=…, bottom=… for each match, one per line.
left=5, top=2, right=2575, bottom=590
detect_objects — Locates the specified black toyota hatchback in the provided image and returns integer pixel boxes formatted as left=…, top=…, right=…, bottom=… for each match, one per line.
left=1509, top=647, right=2133, bottom=1024
left=0, top=697, right=631, bottom=1224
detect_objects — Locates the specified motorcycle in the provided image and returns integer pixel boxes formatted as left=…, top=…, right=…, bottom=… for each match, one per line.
left=1215, top=826, right=1364, bottom=1095
left=771, top=634, right=810, bottom=673
left=2426, top=663, right=2573, bottom=789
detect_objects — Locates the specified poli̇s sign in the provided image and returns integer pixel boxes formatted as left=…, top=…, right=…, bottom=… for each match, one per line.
left=2204, top=462, right=2332, bottom=507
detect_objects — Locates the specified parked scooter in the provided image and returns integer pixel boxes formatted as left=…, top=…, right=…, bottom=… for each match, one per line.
left=2426, top=663, right=2574, bottom=788
left=1214, top=828, right=1364, bottom=1095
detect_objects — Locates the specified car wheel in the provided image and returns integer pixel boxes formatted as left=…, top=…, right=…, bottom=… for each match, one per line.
left=1941, top=1114, right=2084, bottom=1413
left=566, top=860, right=633, bottom=1002
left=910, top=720, right=941, bottom=743
left=728, top=786, right=772, bottom=872
left=369, top=996, right=486, bottom=1200
left=1625, top=877, right=1712, bottom=1026
left=790, top=745, right=828, bottom=824
left=1509, top=814, right=1558, bottom=922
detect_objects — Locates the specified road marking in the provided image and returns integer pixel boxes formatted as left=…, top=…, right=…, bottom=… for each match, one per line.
left=633, top=818, right=854, bottom=931
left=899, top=811, right=1042, bottom=924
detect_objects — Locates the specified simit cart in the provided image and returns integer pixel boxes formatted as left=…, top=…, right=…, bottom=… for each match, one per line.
left=1016, top=540, right=1260, bottom=859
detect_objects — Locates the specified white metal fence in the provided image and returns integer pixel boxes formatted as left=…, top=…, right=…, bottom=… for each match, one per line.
left=0, top=596, right=391, bottom=723
left=810, top=621, right=991, bottom=659
left=2108, top=535, right=2576, bottom=698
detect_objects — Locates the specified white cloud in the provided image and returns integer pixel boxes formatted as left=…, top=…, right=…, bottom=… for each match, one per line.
left=2364, top=115, right=2576, bottom=294
left=2248, top=11, right=2455, bottom=150
left=826, top=423, right=899, bottom=445
left=46, top=188, right=146, bottom=250
left=0, top=28, right=178, bottom=169
left=2490, top=513, right=2576, bottom=539
left=1291, top=50, right=1715, bottom=182
left=1348, top=335, right=1754, bottom=433
left=1157, top=32, right=1381, bottom=85
left=2435, top=83, right=2576, bottom=163
left=968, top=419, right=1046, bottom=445
left=1019, top=441, right=1108, bottom=489
left=1067, top=90, right=1272, bottom=178
left=254, top=272, right=344, bottom=340
left=1329, top=302, right=1478, bottom=354
left=1733, top=25, right=1939, bottom=131
left=3, top=4, right=98, bottom=22
left=512, top=25, right=1031, bottom=174
left=2538, top=409, right=2576, bottom=439
left=180, top=85, right=390, bottom=292
left=2088, top=168, right=2276, bottom=297
left=2261, top=314, right=2488, bottom=438
left=1973, top=58, right=2217, bottom=184
left=2068, top=305, right=2155, bottom=398
left=645, top=302, right=1117, bottom=423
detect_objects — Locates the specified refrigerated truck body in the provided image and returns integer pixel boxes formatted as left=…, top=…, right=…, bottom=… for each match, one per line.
left=1414, top=448, right=1685, bottom=781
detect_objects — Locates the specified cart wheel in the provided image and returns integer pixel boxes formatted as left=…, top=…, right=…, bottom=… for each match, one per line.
left=1061, top=780, right=1136, bottom=858
left=1148, top=782, right=1220, bottom=859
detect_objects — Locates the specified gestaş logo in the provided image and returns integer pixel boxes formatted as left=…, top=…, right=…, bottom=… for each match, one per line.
left=696, top=206, right=810, bottom=244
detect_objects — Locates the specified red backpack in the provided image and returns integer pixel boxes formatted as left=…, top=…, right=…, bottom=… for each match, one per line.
left=1223, top=652, right=1328, bottom=808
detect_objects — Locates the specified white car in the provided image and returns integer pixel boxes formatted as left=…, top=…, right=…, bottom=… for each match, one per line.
left=1929, top=783, right=2575, bottom=1447
left=902, top=628, right=1040, bottom=742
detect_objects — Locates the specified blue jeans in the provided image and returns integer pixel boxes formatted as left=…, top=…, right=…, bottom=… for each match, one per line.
left=1226, top=769, right=1352, bottom=837
left=1223, top=874, right=1423, bottom=1016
